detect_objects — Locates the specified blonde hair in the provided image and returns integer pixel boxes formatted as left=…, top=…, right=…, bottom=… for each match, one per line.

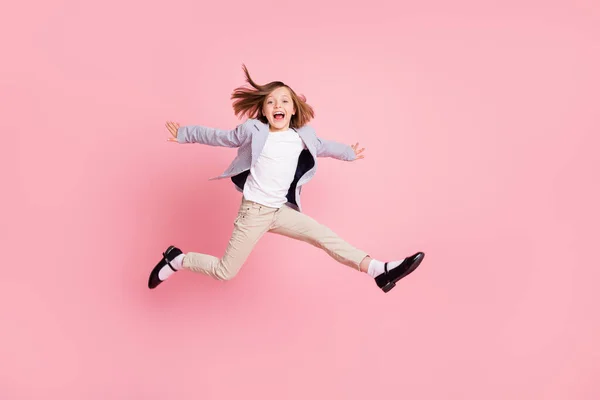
left=231, top=64, right=315, bottom=129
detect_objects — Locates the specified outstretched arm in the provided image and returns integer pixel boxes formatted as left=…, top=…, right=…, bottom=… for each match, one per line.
left=316, top=136, right=365, bottom=161
left=166, top=120, right=249, bottom=148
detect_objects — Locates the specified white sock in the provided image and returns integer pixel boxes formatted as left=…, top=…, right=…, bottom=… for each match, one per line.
left=367, top=258, right=405, bottom=278
left=157, top=253, right=185, bottom=281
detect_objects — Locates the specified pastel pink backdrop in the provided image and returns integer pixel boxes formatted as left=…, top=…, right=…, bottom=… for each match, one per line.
left=2, top=0, right=599, bottom=399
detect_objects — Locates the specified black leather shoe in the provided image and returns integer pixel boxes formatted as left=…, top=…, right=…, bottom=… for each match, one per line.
left=148, top=245, right=183, bottom=289
left=374, top=252, right=425, bottom=293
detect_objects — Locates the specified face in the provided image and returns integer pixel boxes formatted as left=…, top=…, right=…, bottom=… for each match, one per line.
left=262, top=86, right=296, bottom=132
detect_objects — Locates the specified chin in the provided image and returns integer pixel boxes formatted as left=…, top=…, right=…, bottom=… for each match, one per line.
left=270, top=121, right=289, bottom=130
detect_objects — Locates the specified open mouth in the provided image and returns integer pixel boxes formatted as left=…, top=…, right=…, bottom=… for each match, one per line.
left=273, top=111, right=285, bottom=120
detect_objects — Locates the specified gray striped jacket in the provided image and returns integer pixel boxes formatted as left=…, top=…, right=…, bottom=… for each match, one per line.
left=177, top=118, right=356, bottom=212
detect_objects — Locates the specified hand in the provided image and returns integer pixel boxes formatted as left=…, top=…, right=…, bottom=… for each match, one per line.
left=165, top=121, right=180, bottom=142
left=350, top=142, right=365, bottom=160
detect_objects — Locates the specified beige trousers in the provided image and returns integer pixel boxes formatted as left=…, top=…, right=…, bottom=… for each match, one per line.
left=182, top=196, right=370, bottom=280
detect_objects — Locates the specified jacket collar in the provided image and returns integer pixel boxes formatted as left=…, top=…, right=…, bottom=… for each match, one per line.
left=250, top=120, right=313, bottom=164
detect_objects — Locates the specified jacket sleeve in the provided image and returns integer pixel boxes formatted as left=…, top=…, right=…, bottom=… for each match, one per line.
left=177, top=120, right=250, bottom=148
left=315, top=136, right=356, bottom=161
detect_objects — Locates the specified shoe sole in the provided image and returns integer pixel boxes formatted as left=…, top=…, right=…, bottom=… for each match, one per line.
left=381, top=253, right=424, bottom=293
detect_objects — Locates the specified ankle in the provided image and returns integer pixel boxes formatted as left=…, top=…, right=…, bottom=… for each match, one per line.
left=359, top=256, right=372, bottom=273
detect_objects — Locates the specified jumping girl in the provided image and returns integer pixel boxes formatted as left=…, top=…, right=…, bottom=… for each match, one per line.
left=148, top=65, right=424, bottom=293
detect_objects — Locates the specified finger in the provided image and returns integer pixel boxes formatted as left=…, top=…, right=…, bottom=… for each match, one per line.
left=166, top=122, right=177, bottom=137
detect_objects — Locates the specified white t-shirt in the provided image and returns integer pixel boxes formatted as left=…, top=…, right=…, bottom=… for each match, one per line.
left=243, top=129, right=306, bottom=208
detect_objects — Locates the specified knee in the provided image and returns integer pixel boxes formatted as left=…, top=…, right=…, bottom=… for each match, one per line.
left=312, top=226, right=331, bottom=248
left=215, top=265, right=239, bottom=281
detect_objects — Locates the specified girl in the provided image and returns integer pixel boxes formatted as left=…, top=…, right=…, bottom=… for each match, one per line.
left=148, top=65, right=424, bottom=293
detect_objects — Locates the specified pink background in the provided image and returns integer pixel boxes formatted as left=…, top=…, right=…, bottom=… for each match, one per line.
left=2, top=0, right=599, bottom=398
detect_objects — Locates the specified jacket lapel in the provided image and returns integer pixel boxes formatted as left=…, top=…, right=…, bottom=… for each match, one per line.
left=296, top=128, right=315, bottom=156
left=250, top=121, right=268, bottom=166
